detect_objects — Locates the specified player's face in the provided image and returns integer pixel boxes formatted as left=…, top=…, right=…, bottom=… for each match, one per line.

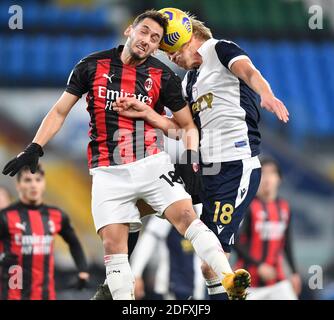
left=168, top=36, right=203, bottom=70
left=257, top=163, right=281, bottom=198
left=124, top=18, right=164, bottom=61
left=16, top=171, right=45, bottom=204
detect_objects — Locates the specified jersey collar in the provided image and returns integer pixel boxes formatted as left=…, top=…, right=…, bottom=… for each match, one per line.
left=18, top=201, right=44, bottom=210
left=197, top=38, right=216, bottom=57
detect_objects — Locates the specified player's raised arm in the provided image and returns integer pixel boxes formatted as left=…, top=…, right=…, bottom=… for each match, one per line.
left=230, top=59, right=289, bottom=123
left=2, top=57, right=88, bottom=177
left=32, top=92, right=79, bottom=147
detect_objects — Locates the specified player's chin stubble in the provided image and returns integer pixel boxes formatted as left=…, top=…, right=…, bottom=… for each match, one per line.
left=127, top=42, right=147, bottom=62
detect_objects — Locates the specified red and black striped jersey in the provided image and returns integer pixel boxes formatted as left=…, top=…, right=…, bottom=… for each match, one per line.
left=66, top=46, right=187, bottom=168
left=0, top=202, right=87, bottom=300
left=234, top=197, right=297, bottom=287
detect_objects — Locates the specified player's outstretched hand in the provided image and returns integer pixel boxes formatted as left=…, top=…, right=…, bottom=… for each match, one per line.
left=113, top=97, right=151, bottom=119
left=260, top=93, right=289, bottom=123
left=2, top=143, right=44, bottom=177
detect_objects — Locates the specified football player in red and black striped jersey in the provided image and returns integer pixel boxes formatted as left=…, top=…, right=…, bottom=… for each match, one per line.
left=0, top=165, right=89, bottom=300
left=234, top=158, right=302, bottom=299
left=3, top=10, right=245, bottom=300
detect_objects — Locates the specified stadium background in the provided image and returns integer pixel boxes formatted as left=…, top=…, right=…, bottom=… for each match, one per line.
left=0, top=0, right=333, bottom=299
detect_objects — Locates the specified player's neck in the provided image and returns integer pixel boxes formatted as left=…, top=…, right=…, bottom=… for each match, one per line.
left=194, top=39, right=206, bottom=68
left=20, top=197, right=43, bottom=208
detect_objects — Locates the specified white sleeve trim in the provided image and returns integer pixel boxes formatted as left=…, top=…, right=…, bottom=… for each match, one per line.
left=228, top=55, right=251, bottom=70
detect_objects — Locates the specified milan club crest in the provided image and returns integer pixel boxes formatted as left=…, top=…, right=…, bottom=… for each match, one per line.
left=145, top=77, right=153, bottom=91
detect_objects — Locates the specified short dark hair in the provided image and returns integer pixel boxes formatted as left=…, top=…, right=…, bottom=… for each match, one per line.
left=260, top=157, right=282, bottom=178
left=132, top=9, right=168, bottom=38
left=17, top=164, right=45, bottom=181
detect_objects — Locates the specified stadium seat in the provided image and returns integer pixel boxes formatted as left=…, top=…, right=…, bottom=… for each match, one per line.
left=0, top=24, right=333, bottom=140
left=7, top=35, right=25, bottom=78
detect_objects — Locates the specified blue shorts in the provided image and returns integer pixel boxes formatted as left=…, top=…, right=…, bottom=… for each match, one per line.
left=199, top=156, right=261, bottom=253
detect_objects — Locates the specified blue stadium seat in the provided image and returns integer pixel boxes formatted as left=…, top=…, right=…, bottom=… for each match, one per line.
left=7, top=35, right=25, bottom=78
left=0, top=35, right=9, bottom=76
left=296, top=42, right=331, bottom=134
left=25, top=36, right=49, bottom=79
left=0, top=4, right=9, bottom=27
left=319, top=43, right=334, bottom=132
left=61, top=7, right=84, bottom=29
left=84, top=7, right=108, bottom=29
left=1, top=35, right=333, bottom=139
left=23, top=3, right=40, bottom=28
left=47, top=36, right=73, bottom=81
left=1, top=2, right=110, bottom=30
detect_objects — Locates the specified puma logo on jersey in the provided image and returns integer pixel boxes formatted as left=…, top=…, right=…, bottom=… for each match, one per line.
left=103, top=73, right=114, bottom=83
left=15, top=222, right=26, bottom=232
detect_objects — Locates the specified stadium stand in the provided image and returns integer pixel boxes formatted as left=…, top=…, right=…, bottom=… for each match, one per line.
left=0, top=0, right=333, bottom=299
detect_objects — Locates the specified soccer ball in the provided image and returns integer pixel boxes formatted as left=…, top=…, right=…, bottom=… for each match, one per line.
left=158, top=7, right=193, bottom=53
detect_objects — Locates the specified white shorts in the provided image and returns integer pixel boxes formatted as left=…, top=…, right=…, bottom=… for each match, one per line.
left=90, top=152, right=191, bottom=233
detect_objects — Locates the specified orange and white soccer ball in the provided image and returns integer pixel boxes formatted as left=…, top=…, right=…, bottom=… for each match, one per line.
left=158, top=7, right=193, bottom=53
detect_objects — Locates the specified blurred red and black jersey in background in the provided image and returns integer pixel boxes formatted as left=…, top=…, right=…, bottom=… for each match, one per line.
left=234, top=197, right=297, bottom=287
left=66, top=45, right=186, bottom=168
left=0, top=202, right=87, bottom=300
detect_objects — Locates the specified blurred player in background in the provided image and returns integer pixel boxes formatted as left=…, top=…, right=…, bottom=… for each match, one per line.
left=0, top=165, right=89, bottom=300
left=0, top=186, right=11, bottom=210
left=3, top=10, right=249, bottom=300
left=234, top=158, right=301, bottom=299
left=131, top=210, right=206, bottom=300
left=114, top=16, right=289, bottom=300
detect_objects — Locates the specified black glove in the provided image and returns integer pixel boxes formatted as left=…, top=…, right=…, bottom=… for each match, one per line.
left=173, top=150, right=202, bottom=196
left=0, top=253, right=18, bottom=268
left=2, top=143, right=44, bottom=177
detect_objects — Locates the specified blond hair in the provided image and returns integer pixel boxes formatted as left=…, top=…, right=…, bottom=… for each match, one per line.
left=186, top=13, right=212, bottom=40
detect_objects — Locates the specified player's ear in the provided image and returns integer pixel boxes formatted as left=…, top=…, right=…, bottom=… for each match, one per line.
left=124, top=25, right=133, bottom=37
